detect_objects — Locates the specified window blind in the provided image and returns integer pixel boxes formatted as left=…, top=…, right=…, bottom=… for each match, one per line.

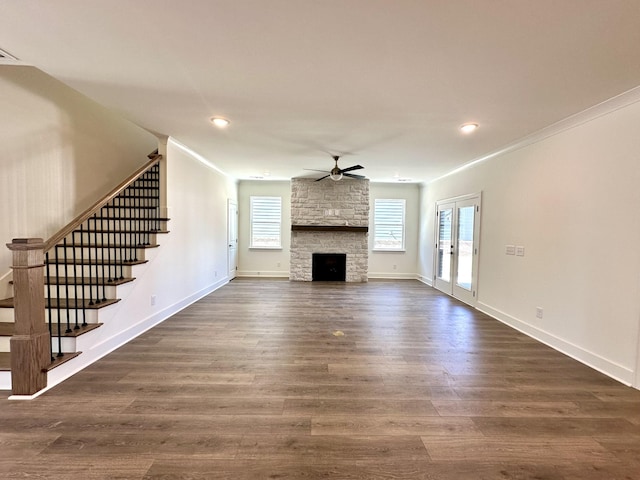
left=373, top=198, right=405, bottom=250
left=250, top=196, right=282, bottom=248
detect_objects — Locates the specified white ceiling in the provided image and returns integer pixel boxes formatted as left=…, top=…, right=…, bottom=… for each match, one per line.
left=1, top=0, right=640, bottom=183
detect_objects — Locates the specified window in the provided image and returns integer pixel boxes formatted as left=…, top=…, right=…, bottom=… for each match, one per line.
left=373, top=199, right=405, bottom=250
left=250, top=196, right=282, bottom=248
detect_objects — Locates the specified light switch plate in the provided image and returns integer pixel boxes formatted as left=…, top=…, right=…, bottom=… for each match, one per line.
left=506, top=245, right=515, bottom=255
left=516, top=246, right=525, bottom=256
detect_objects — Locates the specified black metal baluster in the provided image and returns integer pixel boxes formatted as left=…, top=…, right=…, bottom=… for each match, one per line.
left=144, top=172, right=150, bottom=245
left=85, top=223, right=95, bottom=305
left=136, top=180, right=142, bottom=248
left=92, top=214, right=101, bottom=304
left=54, top=246, right=63, bottom=357
left=62, top=238, right=72, bottom=334
left=45, top=251, right=54, bottom=362
left=71, top=233, right=80, bottom=330
left=118, top=195, right=125, bottom=279
left=155, top=164, right=161, bottom=232
left=130, top=186, right=135, bottom=261
left=100, top=213, right=107, bottom=302
left=106, top=206, right=113, bottom=283
left=78, top=229, right=87, bottom=327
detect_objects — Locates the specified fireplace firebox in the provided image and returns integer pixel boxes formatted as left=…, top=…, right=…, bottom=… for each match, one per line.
left=312, top=253, right=346, bottom=281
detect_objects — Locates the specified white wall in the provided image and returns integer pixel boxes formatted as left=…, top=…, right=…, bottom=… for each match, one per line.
left=369, top=183, right=420, bottom=279
left=419, top=96, right=640, bottom=387
left=0, top=66, right=157, bottom=298
left=237, top=180, right=421, bottom=279
left=237, top=180, right=291, bottom=277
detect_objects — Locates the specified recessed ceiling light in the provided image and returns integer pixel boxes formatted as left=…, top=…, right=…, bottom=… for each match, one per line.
left=210, top=116, right=230, bottom=128
left=460, top=123, right=478, bottom=134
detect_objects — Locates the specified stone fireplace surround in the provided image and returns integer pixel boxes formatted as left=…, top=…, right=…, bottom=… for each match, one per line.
left=290, top=178, right=369, bottom=282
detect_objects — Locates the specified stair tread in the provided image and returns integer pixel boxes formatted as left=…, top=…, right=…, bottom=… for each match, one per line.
left=60, top=244, right=159, bottom=249
left=0, top=352, right=9, bottom=371
left=92, top=217, right=170, bottom=221
left=112, top=195, right=158, bottom=199
left=46, top=259, right=147, bottom=266
left=102, top=205, right=158, bottom=209
left=47, top=298, right=121, bottom=309
left=1, top=298, right=120, bottom=309
left=45, top=352, right=82, bottom=372
left=46, top=277, right=135, bottom=286
left=0, top=322, right=102, bottom=337
left=50, top=322, right=103, bottom=337
left=73, top=229, right=170, bottom=234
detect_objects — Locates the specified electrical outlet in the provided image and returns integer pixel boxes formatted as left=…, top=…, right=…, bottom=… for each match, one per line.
left=150, top=295, right=156, bottom=306
left=277, top=262, right=281, bottom=267
left=214, top=271, right=217, bottom=277
left=516, top=246, right=525, bottom=256
left=506, top=245, right=515, bottom=255
left=536, top=307, right=543, bottom=319
left=393, top=264, right=397, bottom=270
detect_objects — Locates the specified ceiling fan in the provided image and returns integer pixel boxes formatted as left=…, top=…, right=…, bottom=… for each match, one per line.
left=305, top=155, right=365, bottom=181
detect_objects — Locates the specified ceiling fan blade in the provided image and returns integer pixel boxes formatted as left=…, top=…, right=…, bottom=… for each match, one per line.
left=303, top=168, right=331, bottom=173
left=339, top=165, right=364, bottom=173
left=343, top=173, right=366, bottom=179
left=315, top=174, right=330, bottom=182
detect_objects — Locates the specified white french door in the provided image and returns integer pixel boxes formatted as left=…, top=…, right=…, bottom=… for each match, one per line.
left=434, top=194, right=481, bottom=306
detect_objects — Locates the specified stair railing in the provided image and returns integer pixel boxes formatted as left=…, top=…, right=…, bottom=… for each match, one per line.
left=7, top=153, right=162, bottom=396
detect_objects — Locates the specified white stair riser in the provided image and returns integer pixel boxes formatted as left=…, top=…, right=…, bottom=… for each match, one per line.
left=66, top=232, right=162, bottom=245
left=51, top=246, right=148, bottom=261
left=0, top=309, right=13, bottom=322
left=51, top=337, right=76, bottom=355
left=0, top=334, right=79, bottom=354
left=45, top=264, right=134, bottom=279
left=85, top=219, right=166, bottom=230
left=45, top=284, right=118, bottom=300
left=46, top=309, right=100, bottom=325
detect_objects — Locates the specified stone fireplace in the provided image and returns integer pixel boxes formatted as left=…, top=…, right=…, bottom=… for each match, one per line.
left=290, top=178, right=369, bottom=282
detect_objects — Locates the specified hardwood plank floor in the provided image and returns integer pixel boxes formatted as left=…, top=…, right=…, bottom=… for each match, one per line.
left=1, top=279, right=639, bottom=479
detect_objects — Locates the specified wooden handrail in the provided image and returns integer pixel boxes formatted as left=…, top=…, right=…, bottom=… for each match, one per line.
left=43, top=155, right=162, bottom=252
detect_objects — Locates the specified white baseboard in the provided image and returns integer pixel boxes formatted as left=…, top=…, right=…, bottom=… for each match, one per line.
left=7, top=277, right=229, bottom=400
left=416, top=274, right=433, bottom=286
left=236, top=271, right=289, bottom=278
left=477, top=301, right=635, bottom=387
left=367, top=272, right=419, bottom=280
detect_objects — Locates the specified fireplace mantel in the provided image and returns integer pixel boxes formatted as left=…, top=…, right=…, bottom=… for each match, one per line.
left=291, top=225, right=368, bottom=233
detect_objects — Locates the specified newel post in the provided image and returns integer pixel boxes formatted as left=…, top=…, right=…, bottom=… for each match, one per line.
left=7, top=238, right=50, bottom=395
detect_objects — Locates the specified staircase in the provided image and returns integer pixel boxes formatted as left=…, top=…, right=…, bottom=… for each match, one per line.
left=0, top=154, right=168, bottom=395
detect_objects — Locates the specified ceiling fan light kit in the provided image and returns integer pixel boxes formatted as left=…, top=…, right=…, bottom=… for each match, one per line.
left=306, top=155, right=365, bottom=182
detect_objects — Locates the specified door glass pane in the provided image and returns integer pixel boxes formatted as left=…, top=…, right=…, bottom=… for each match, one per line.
left=456, top=205, right=474, bottom=290
left=437, top=209, right=452, bottom=281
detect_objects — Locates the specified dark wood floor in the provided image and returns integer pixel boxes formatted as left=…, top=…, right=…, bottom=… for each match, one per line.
left=1, top=279, right=639, bottom=479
